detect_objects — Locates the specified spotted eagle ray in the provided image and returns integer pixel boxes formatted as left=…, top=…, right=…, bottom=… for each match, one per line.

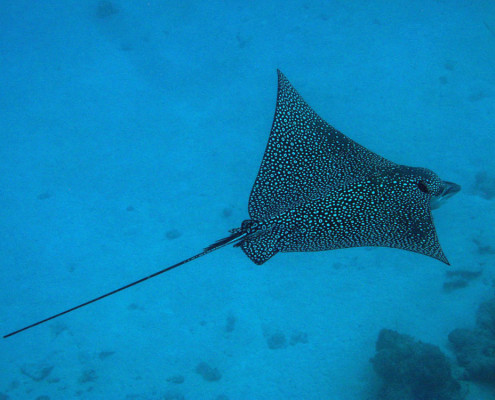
left=4, top=70, right=460, bottom=338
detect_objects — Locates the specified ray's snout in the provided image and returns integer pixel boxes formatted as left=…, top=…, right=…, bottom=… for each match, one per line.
left=441, top=181, right=461, bottom=199
left=431, top=180, right=461, bottom=209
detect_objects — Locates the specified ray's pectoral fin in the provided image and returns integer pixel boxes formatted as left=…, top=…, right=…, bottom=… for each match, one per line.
left=383, top=184, right=450, bottom=265
left=233, top=221, right=283, bottom=265
left=400, top=210, right=449, bottom=265
left=237, top=234, right=279, bottom=265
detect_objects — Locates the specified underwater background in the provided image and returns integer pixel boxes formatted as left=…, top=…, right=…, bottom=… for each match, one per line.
left=1, top=1, right=494, bottom=399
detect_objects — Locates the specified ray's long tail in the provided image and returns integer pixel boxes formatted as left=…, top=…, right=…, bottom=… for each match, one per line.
left=3, top=229, right=248, bottom=339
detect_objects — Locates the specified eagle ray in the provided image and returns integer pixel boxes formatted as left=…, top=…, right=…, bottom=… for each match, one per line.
left=4, top=70, right=460, bottom=338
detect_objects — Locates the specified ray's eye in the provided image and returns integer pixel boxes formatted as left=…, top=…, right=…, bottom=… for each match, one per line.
left=417, top=181, right=429, bottom=194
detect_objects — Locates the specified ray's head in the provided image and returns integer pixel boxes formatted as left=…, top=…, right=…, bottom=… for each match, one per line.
left=404, top=167, right=461, bottom=210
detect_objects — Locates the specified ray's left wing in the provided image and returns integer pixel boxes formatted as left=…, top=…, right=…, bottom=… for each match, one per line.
left=248, top=70, right=397, bottom=222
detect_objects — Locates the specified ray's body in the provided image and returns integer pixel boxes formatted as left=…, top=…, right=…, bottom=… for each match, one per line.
left=230, top=70, right=459, bottom=265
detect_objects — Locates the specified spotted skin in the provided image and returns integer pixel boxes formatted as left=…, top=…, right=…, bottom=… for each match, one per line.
left=237, top=70, right=456, bottom=265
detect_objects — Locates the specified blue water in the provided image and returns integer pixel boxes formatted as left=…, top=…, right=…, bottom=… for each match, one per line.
left=1, top=1, right=494, bottom=399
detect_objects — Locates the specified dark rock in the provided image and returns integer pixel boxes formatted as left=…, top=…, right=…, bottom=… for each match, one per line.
left=195, top=362, right=221, bottom=381
left=266, top=332, right=287, bottom=349
left=477, top=298, right=495, bottom=336
left=371, top=329, right=465, bottom=400
left=449, top=328, right=495, bottom=383
left=449, top=298, right=495, bottom=384
left=20, top=363, right=54, bottom=382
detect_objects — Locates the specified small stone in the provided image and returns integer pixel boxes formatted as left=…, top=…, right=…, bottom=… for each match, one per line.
left=267, top=332, right=287, bottom=349
left=469, top=90, right=489, bottom=102
left=222, top=208, right=233, bottom=217
left=473, top=238, right=495, bottom=255
left=477, top=299, right=495, bottom=335
left=37, top=192, right=51, bottom=200
left=225, top=314, right=236, bottom=333
left=166, top=229, right=181, bottom=240
left=473, top=172, right=495, bottom=200
left=195, top=362, right=222, bottom=381
left=332, top=262, right=344, bottom=270
left=20, top=363, right=54, bottom=382
left=290, top=331, right=308, bottom=345
left=126, top=205, right=135, bottom=212
left=98, top=351, right=115, bottom=360
left=8, top=380, right=19, bottom=390
left=444, top=60, right=456, bottom=71
left=96, top=1, right=118, bottom=18
left=50, top=322, right=68, bottom=337
left=125, top=395, right=152, bottom=400
left=163, top=391, right=185, bottom=400
left=35, top=396, right=50, bottom=400
left=443, top=279, right=468, bottom=292
left=120, top=42, right=133, bottom=52
left=79, top=369, right=97, bottom=384
left=445, top=269, right=482, bottom=280
left=166, top=375, right=185, bottom=384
